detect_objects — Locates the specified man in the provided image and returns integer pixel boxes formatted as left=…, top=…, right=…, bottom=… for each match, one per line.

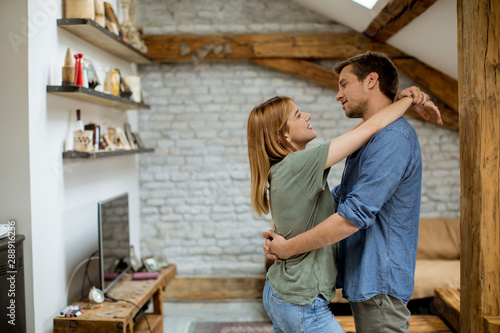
left=263, top=52, right=442, bottom=333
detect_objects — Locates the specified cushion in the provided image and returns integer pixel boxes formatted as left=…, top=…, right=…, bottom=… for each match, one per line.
left=417, top=218, right=460, bottom=260
left=411, top=259, right=460, bottom=299
left=330, top=289, right=349, bottom=303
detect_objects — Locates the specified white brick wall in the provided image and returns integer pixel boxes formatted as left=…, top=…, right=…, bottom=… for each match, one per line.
left=135, top=0, right=460, bottom=276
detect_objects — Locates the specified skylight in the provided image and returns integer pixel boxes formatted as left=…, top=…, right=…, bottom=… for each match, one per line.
left=352, top=0, right=379, bottom=10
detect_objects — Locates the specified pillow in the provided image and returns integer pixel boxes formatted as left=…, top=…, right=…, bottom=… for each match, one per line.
left=416, top=218, right=460, bottom=260
left=412, top=259, right=460, bottom=299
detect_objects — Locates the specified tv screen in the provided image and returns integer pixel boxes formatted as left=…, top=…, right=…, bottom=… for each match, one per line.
left=98, top=193, right=131, bottom=294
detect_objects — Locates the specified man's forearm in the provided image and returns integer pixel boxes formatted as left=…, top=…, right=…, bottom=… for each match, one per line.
left=287, top=213, right=359, bottom=256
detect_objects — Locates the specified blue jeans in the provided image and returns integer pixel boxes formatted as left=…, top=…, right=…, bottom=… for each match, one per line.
left=263, top=280, right=345, bottom=333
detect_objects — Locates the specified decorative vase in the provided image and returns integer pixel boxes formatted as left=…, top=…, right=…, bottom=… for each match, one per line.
left=64, top=0, right=95, bottom=20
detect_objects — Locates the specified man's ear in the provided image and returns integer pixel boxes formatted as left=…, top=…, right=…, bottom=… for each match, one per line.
left=366, top=72, right=379, bottom=89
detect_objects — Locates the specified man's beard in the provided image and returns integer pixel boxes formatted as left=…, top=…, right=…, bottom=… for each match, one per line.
left=344, top=98, right=369, bottom=119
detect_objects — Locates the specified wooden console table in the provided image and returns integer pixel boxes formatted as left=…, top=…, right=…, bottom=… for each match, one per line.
left=54, top=264, right=177, bottom=333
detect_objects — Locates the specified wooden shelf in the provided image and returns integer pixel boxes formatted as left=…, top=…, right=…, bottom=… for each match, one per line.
left=57, top=18, right=151, bottom=64
left=63, top=148, right=154, bottom=159
left=47, top=85, right=150, bottom=110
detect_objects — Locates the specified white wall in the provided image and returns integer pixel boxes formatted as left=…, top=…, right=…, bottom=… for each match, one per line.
left=0, top=0, right=33, bottom=331
left=1, top=0, right=144, bottom=331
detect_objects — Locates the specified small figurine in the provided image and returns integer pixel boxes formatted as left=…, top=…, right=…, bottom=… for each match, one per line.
left=74, top=53, right=84, bottom=86
left=62, top=48, right=75, bottom=85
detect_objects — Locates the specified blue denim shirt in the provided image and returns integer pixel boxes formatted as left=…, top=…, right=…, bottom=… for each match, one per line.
left=333, top=117, right=422, bottom=303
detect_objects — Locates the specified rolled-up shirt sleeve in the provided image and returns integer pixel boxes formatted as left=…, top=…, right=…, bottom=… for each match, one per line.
left=337, top=130, right=412, bottom=229
left=331, top=185, right=340, bottom=211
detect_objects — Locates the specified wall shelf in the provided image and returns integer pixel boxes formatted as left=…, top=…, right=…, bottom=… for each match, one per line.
left=57, top=18, right=151, bottom=64
left=63, top=148, right=154, bottom=159
left=47, top=85, right=150, bottom=110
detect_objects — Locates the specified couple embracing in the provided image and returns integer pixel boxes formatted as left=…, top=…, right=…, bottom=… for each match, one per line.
left=247, top=52, right=442, bottom=333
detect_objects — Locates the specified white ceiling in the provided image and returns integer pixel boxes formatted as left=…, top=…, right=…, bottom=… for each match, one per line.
left=292, top=0, right=458, bottom=80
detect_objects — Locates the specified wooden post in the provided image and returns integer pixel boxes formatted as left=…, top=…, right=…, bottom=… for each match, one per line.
left=458, top=1, right=500, bottom=332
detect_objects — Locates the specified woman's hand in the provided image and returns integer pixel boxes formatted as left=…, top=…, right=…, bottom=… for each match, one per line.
left=262, top=230, right=291, bottom=261
left=398, top=86, right=443, bottom=125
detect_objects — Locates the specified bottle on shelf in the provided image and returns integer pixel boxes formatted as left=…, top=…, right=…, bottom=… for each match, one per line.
left=103, top=69, right=113, bottom=94
left=73, top=109, right=94, bottom=152
left=111, top=69, right=120, bottom=96
left=76, top=109, right=84, bottom=131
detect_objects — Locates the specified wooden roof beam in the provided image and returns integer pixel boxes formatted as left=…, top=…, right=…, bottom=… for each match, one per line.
left=251, top=58, right=339, bottom=90
left=392, top=58, right=459, bottom=131
left=364, top=0, right=438, bottom=42
left=142, top=32, right=458, bottom=130
left=142, top=33, right=406, bottom=62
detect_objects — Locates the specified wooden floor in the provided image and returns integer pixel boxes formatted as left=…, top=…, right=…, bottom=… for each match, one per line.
left=336, top=315, right=452, bottom=333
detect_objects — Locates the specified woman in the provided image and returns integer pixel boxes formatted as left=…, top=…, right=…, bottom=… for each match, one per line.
left=247, top=90, right=433, bottom=333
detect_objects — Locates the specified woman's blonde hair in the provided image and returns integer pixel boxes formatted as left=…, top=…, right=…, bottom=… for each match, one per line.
left=247, top=96, right=296, bottom=216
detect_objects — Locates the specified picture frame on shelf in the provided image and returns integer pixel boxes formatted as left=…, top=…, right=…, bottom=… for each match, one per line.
left=124, top=123, right=138, bottom=149
left=130, top=245, right=142, bottom=272
left=102, top=133, right=115, bottom=150
left=83, top=58, right=99, bottom=89
left=132, top=132, right=146, bottom=149
left=107, top=127, right=118, bottom=146
left=155, top=255, right=169, bottom=269
left=104, top=2, right=122, bottom=38
left=115, top=127, right=131, bottom=149
left=142, top=256, right=160, bottom=272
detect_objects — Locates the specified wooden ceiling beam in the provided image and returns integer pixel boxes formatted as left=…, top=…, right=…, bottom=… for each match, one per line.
left=251, top=58, right=339, bottom=90
left=392, top=57, right=459, bottom=131
left=364, top=0, right=438, bottom=42
left=142, top=33, right=406, bottom=62
left=392, top=57, right=459, bottom=111
left=143, top=32, right=458, bottom=130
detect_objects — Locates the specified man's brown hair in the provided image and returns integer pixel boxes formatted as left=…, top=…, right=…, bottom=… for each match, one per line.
left=333, top=52, right=399, bottom=101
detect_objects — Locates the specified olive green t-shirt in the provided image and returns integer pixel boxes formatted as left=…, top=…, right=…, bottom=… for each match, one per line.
left=267, top=142, right=338, bottom=305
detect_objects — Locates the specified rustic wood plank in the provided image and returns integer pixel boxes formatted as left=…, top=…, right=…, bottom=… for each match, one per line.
left=53, top=265, right=176, bottom=332
left=392, top=58, right=459, bottom=131
left=142, top=33, right=406, bottom=62
left=336, top=316, right=357, bottom=332
left=336, top=315, right=451, bottom=332
left=392, top=58, right=458, bottom=113
left=164, top=276, right=266, bottom=300
left=47, top=85, right=151, bottom=110
left=458, top=1, right=500, bottom=332
left=152, top=289, right=163, bottom=315
left=251, top=33, right=405, bottom=60
left=364, top=0, right=438, bottom=42
left=57, top=19, right=151, bottom=63
left=485, top=316, right=500, bottom=333
left=405, top=107, right=458, bottom=132
left=434, top=288, right=460, bottom=332
left=251, top=58, right=339, bottom=90
left=134, top=314, right=163, bottom=333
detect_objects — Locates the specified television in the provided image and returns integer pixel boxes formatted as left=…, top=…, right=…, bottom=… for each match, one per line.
left=98, top=193, right=131, bottom=294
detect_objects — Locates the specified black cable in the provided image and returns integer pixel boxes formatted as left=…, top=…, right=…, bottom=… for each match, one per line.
left=105, top=295, right=152, bottom=333
left=81, top=251, right=98, bottom=297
